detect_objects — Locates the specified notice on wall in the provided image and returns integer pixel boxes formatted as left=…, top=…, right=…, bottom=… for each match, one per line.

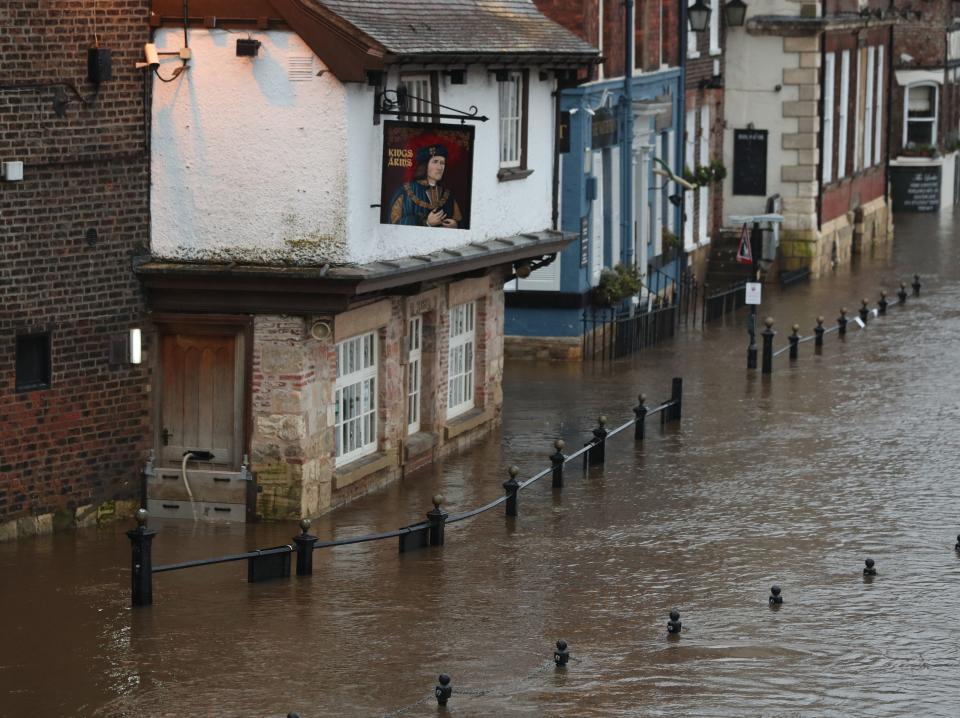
left=891, top=165, right=941, bottom=213
left=745, top=282, right=762, bottom=305
left=733, top=129, right=768, bottom=196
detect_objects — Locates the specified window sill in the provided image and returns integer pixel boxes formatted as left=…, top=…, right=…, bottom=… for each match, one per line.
left=403, top=431, right=438, bottom=462
left=709, top=49, right=722, bottom=57
left=333, top=451, right=394, bottom=491
left=497, top=167, right=534, bottom=183
left=444, top=406, right=494, bottom=441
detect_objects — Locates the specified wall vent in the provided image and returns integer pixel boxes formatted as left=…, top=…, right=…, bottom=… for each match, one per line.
left=289, top=56, right=315, bottom=82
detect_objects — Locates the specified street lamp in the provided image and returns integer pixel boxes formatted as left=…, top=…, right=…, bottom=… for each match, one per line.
left=724, top=0, right=748, bottom=27
left=688, top=0, right=712, bottom=33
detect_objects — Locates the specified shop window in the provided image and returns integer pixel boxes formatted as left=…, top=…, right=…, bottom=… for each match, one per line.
left=447, top=302, right=475, bottom=419
left=15, top=333, right=51, bottom=392
left=335, top=332, right=378, bottom=466
left=407, top=316, right=422, bottom=435
left=905, top=83, right=938, bottom=148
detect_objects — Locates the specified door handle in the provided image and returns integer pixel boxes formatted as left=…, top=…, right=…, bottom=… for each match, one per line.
left=161, top=428, right=173, bottom=446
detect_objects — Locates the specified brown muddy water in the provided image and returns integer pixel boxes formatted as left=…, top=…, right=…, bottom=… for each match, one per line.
left=2, top=211, right=960, bottom=717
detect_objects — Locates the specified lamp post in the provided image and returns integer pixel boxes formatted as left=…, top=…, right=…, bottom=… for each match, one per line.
left=688, top=0, right=712, bottom=33
left=724, top=0, right=748, bottom=27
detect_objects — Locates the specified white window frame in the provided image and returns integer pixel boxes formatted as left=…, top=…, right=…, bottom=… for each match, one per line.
left=838, top=50, right=851, bottom=179
left=874, top=45, right=884, bottom=163
left=447, top=302, right=475, bottom=419
left=499, top=72, right=523, bottom=168
left=864, top=46, right=875, bottom=168
left=686, top=0, right=700, bottom=59
left=399, top=73, right=432, bottom=121
left=903, top=82, right=938, bottom=148
left=709, top=0, right=721, bottom=56
left=854, top=48, right=864, bottom=172
left=335, top=332, right=378, bottom=466
left=698, top=105, right=710, bottom=242
left=406, top=316, right=422, bottom=435
left=823, top=52, right=836, bottom=184
left=684, top=109, right=696, bottom=250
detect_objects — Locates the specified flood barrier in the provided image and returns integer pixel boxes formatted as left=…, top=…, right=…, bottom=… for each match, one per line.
left=126, top=377, right=685, bottom=607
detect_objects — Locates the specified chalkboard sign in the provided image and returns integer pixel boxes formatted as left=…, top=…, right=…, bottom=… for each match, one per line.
left=733, top=129, right=768, bottom=196
left=891, top=165, right=941, bottom=213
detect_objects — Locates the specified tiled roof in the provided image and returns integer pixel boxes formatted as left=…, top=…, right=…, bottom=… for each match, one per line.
left=305, top=0, right=597, bottom=58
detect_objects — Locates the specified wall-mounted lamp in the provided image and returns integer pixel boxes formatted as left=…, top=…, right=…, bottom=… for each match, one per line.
left=688, top=0, right=712, bottom=33
left=514, top=261, right=533, bottom=279
left=129, top=328, right=142, bottom=365
left=135, top=43, right=160, bottom=70
left=723, top=0, right=748, bottom=28
left=236, top=38, right=261, bottom=57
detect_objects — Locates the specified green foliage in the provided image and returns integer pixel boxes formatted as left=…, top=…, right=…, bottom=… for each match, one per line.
left=593, top=263, right=642, bottom=306
left=661, top=226, right=680, bottom=250
left=709, top=160, right=727, bottom=182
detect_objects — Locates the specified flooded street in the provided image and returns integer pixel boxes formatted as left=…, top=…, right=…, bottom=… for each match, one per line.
left=2, top=210, right=960, bottom=718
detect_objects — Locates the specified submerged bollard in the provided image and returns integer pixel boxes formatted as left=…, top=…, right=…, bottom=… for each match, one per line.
left=670, top=377, right=683, bottom=421
left=589, top=416, right=608, bottom=465
left=550, top=440, right=566, bottom=488
left=426, top=495, right=448, bottom=546
left=667, top=609, right=682, bottom=635
left=127, top=508, right=157, bottom=607
left=554, top=639, right=570, bottom=667
left=898, top=282, right=908, bottom=304
left=814, top=316, right=825, bottom=348
left=859, top=299, right=870, bottom=324
left=912, top=274, right=921, bottom=296
left=878, top=291, right=888, bottom=315
left=435, top=674, right=452, bottom=706
left=955, top=535, right=960, bottom=552
left=769, top=585, right=783, bottom=605
left=634, top=393, right=648, bottom=441
left=294, top=518, right=318, bottom=576
left=503, top=465, right=520, bottom=517
left=863, top=558, right=877, bottom=576
left=788, top=324, right=800, bottom=360
left=761, top=318, right=775, bottom=374
left=838, top=307, right=848, bottom=337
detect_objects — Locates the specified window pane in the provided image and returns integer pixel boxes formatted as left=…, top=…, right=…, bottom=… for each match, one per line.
left=908, top=86, right=934, bottom=116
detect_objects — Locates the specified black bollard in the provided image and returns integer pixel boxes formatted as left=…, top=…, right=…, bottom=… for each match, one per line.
left=503, top=465, right=520, bottom=517
left=859, top=299, right=869, bottom=324
left=769, top=585, right=783, bottom=605
left=878, top=291, right=888, bottom=315
left=788, top=324, right=800, bottom=360
left=667, top=609, right=682, bottom=635
left=670, top=377, right=683, bottom=421
left=426, top=494, right=448, bottom=546
left=287, top=713, right=300, bottom=718
left=435, top=674, right=452, bottom=706
left=634, top=394, right=648, bottom=441
left=912, top=274, right=921, bottom=296
left=554, top=639, right=570, bottom=667
left=550, top=440, right=566, bottom=488
left=293, top=518, right=318, bottom=576
left=863, top=558, right=877, bottom=576
left=814, top=316, right=825, bottom=348
left=898, top=282, right=908, bottom=304
left=588, top=416, right=608, bottom=465
left=838, top=307, right=848, bottom=337
left=127, top=508, right=157, bottom=607
left=955, top=534, right=960, bottom=552
left=761, top=317, right=775, bottom=375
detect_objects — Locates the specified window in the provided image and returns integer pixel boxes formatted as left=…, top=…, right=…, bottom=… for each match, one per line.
left=864, top=46, right=875, bottom=167
left=399, top=73, right=432, bottom=121
left=874, top=45, right=884, bottom=163
left=709, top=0, right=721, bottom=56
left=447, top=302, right=475, bottom=419
left=838, top=50, right=850, bottom=179
left=698, top=105, right=710, bottom=242
left=498, top=72, right=525, bottom=169
left=15, top=333, right=51, bottom=392
left=905, top=83, right=938, bottom=147
left=854, top=47, right=864, bottom=172
left=335, top=332, right=378, bottom=466
left=684, top=110, right=696, bottom=250
left=823, top=52, right=836, bottom=184
left=406, top=316, right=422, bottom=435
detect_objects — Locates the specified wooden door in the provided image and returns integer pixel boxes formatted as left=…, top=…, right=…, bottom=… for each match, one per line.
left=158, top=332, right=243, bottom=468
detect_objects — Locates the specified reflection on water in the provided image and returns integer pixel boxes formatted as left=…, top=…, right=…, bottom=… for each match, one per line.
left=1, top=212, right=959, bottom=717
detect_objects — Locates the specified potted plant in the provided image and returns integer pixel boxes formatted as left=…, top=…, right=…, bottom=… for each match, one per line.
left=592, top=263, right=642, bottom=307
left=709, top=160, right=727, bottom=183
left=661, top=227, right=680, bottom=260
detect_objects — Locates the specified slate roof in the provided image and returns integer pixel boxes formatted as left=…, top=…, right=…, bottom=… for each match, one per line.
left=305, top=0, right=597, bottom=59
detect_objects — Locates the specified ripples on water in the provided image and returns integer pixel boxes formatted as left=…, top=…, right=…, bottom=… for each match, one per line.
left=1, top=213, right=960, bottom=717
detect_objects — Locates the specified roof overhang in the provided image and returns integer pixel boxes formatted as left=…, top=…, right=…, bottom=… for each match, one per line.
left=135, top=230, right=575, bottom=315
left=747, top=13, right=898, bottom=37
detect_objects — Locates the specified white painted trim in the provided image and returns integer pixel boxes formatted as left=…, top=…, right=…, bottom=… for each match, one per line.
left=874, top=45, right=884, bottom=164
left=698, top=105, right=710, bottom=243
left=864, top=46, right=875, bottom=168
left=406, top=316, right=422, bottom=435
left=335, top=332, right=378, bottom=466
left=895, top=69, right=945, bottom=87
left=838, top=50, right=850, bottom=179
left=823, top=52, right=835, bottom=184
left=446, top=302, right=476, bottom=419
left=902, top=82, right=939, bottom=148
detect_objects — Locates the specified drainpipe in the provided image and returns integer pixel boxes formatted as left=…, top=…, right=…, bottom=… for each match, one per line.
left=622, top=0, right=635, bottom=267
left=678, top=0, right=689, bottom=284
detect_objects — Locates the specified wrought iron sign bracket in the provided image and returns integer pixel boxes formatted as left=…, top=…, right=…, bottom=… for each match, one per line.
left=374, top=89, right=488, bottom=125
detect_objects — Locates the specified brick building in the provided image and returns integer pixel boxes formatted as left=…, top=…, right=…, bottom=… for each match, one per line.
left=507, top=0, right=686, bottom=360
left=888, top=1, right=960, bottom=211
left=724, top=1, right=895, bottom=279
left=0, top=2, right=151, bottom=541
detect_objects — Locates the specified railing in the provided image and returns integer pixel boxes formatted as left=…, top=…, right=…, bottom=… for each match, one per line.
left=581, top=299, right=679, bottom=361
left=701, top=280, right=747, bottom=326
left=126, top=377, right=686, bottom=607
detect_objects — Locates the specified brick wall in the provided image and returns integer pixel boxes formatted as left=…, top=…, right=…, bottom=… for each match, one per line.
left=0, top=1, right=151, bottom=534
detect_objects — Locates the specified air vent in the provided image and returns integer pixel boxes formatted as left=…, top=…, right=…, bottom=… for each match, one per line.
left=288, top=56, right=315, bottom=82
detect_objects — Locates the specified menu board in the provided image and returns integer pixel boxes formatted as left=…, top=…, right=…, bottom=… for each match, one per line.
left=891, top=166, right=941, bottom=213
left=733, top=129, right=768, bottom=196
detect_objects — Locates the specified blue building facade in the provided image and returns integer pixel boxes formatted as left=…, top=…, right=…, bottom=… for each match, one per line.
left=504, top=69, right=685, bottom=356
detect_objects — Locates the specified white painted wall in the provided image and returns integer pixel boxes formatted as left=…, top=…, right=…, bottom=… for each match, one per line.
left=723, top=34, right=798, bottom=221
left=151, top=29, right=556, bottom=266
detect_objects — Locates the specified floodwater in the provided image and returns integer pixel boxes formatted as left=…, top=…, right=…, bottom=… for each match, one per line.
left=2, top=210, right=960, bottom=718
